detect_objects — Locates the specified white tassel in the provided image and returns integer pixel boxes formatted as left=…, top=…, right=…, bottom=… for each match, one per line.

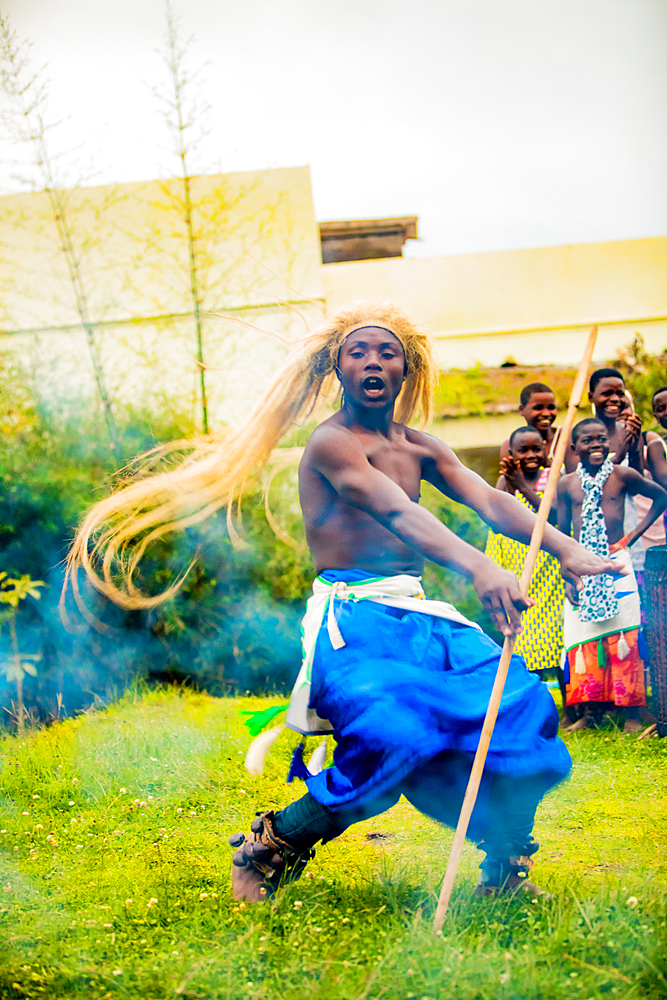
left=307, top=739, right=328, bottom=776
left=617, top=633, right=630, bottom=661
left=244, top=724, right=285, bottom=776
left=574, top=646, right=587, bottom=674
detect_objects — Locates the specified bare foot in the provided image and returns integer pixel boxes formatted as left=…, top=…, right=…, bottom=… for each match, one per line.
left=563, top=718, right=588, bottom=733
left=638, top=724, right=658, bottom=740
left=623, top=718, right=644, bottom=734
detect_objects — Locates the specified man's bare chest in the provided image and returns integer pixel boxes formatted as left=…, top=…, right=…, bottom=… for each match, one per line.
left=362, top=440, right=424, bottom=501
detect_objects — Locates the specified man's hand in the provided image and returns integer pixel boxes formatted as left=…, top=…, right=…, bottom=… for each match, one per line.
left=557, top=538, right=627, bottom=594
left=472, top=563, right=534, bottom=637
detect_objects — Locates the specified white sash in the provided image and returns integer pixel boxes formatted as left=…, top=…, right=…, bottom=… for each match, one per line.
left=286, top=573, right=480, bottom=735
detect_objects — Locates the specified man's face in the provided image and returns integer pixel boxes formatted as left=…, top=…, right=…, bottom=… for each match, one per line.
left=574, top=423, right=609, bottom=469
left=337, top=327, right=406, bottom=409
left=653, top=390, right=667, bottom=430
left=518, top=392, right=556, bottom=432
left=510, top=430, right=544, bottom=473
left=589, top=376, right=626, bottom=420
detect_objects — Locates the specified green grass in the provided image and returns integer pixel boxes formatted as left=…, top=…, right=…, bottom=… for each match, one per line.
left=1, top=687, right=667, bottom=999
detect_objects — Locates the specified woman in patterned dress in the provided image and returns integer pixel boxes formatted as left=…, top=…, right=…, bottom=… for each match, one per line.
left=486, top=426, right=569, bottom=718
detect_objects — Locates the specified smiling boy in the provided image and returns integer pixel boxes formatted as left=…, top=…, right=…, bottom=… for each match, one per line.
left=564, top=368, right=642, bottom=473
left=557, top=418, right=667, bottom=731
left=500, top=382, right=559, bottom=476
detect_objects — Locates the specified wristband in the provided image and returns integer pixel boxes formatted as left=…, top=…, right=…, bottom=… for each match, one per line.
left=609, top=535, right=629, bottom=554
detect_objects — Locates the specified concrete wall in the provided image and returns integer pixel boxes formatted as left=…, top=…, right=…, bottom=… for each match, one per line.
left=0, top=166, right=325, bottom=426
left=321, top=235, right=667, bottom=368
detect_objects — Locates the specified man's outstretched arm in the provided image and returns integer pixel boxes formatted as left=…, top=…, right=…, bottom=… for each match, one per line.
left=307, top=425, right=531, bottom=635
left=422, top=435, right=621, bottom=590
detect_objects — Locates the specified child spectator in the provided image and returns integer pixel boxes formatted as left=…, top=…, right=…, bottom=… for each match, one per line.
left=632, top=387, right=667, bottom=550
left=500, top=383, right=559, bottom=488
left=564, top=368, right=642, bottom=473
left=557, top=418, right=667, bottom=732
left=486, top=426, right=568, bottom=713
left=645, top=385, right=667, bottom=495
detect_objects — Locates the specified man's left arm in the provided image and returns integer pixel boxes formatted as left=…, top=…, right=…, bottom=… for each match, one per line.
left=422, top=436, right=621, bottom=588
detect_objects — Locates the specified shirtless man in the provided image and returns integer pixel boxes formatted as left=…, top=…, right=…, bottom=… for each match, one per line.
left=229, top=321, right=620, bottom=902
left=64, top=302, right=622, bottom=904
left=564, top=368, right=642, bottom=473
left=557, top=418, right=666, bottom=731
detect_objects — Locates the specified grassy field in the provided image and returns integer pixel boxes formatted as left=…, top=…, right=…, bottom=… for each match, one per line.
left=1, top=686, right=666, bottom=1000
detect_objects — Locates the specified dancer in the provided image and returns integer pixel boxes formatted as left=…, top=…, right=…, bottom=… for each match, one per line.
left=65, top=302, right=620, bottom=902
left=500, top=383, right=560, bottom=485
left=486, top=426, right=567, bottom=708
left=557, top=418, right=667, bottom=732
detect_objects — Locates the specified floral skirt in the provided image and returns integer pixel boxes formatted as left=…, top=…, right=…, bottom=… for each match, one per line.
left=566, top=629, right=646, bottom=707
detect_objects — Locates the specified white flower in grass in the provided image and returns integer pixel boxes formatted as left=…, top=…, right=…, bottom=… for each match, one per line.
left=35, top=824, right=43, bottom=830
left=70, top=819, right=77, bottom=825
left=172, top=950, right=179, bottom=956
left=199, top=892, right=208, bottom=899
left=124, top=899, right=133, bottom=907
left=119, top=788, right=127, bottom=795
left=32, top=795, right=39, bottom=799
left=112, top=969, right=122, bottom=976
left=22, top=811, right=28, bottom=816
left=626, top=896, right=639, bottom=908
left=293, top=901, right=302, bottom=909
left=147, top=898, right=158, bottom=908
left=68, top=801, right=74, bottom=807
left=176, top=808, right=183, bottom=814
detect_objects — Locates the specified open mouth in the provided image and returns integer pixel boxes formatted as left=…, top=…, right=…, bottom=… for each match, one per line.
left=362, top=376, right=385, bottom=393
left=588, top=450, right=605, bottom=459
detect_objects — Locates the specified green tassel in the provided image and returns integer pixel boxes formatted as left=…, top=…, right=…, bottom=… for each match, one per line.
left=240, top=702, right=289, bottom=737
left=597, top=639, right=607, bottom=670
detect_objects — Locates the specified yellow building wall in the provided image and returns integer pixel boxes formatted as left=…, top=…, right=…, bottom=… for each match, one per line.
left=0, top=166, right=325, bottom=427
left=321, top=236, right=667, bottom=368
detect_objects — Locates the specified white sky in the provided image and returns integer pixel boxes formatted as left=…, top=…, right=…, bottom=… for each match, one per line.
left=2, top=0, right=666, bottom=258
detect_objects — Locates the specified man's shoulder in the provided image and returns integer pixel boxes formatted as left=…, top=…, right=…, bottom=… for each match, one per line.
left=402, top=425, right=450, bottom=456
left=304, top=416, right=361, bottom=465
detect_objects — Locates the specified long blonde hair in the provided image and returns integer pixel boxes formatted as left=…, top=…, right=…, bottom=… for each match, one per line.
left=64, top=299, right=436, bottom=610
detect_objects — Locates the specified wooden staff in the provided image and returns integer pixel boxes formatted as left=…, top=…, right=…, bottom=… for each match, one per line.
left=432, top=325, right=599, bottom=933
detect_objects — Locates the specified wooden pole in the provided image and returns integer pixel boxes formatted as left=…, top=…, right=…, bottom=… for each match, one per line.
left=432, top=325, right=599, bottom=933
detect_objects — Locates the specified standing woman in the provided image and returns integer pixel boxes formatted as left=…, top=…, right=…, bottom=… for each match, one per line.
left=643, top=385, right=667, bottom=543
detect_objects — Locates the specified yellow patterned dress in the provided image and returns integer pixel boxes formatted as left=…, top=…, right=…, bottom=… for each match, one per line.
left=484, top=490, right=565, bottom=672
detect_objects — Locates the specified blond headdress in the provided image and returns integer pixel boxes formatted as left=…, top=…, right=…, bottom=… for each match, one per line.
left=64, top=299, right=436, bottom=610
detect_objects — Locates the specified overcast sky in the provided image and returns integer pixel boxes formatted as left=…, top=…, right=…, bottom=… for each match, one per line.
left=2, top=0, right=666, bottom=258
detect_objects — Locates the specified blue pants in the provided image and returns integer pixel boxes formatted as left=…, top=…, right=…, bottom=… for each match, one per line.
left=274, top=749, right=544, bottom=864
